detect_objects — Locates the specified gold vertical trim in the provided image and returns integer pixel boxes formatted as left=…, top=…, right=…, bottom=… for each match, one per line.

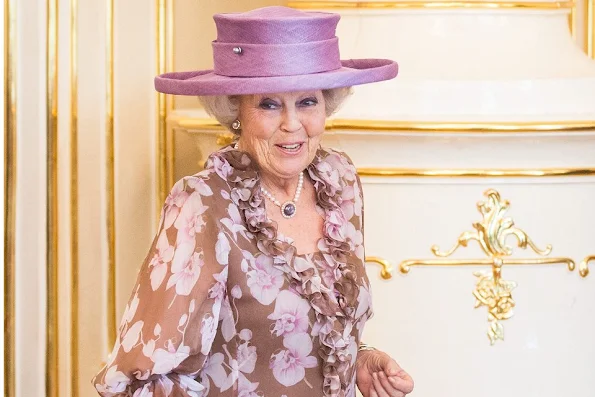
left=70, top=0, right=80, bottom=394
left=46, top=0, right=59, bottom=394
left=106, top=0, right=117, bottom=349
left=167, top=0, right=174, bottom=111
left=166, top=0, right=174, bottom=194
left=587, top=0, right=594, bottom=57
left=4, top=0, right=17, bottom=395
left=157, top=0, right=168, bottom=215
left=569, top=2, right=576, bottom=41
left=157, top=0, right=174, bottom=218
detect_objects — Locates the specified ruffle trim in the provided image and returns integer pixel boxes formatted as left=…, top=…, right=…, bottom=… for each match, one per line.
left=205, top=145, right=361, bottom=397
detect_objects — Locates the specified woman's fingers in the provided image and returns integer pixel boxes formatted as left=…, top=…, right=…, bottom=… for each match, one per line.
left=370, top=385, right=378, bottom=397
left=378, top=371, right=404, bottom=396
left=387, top=371, right=414, bottom=394
left=372, top=372, right=395, bottom=397
left=359, top=351, right=413, bottom=396
left=384, top=359, right=402, bottom=377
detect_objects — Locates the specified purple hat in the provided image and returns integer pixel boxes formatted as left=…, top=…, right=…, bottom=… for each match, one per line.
left=154, top=6, right=398, bottom=96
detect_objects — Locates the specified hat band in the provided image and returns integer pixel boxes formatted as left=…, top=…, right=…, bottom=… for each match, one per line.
left=212, top=37, right=341, bottom=77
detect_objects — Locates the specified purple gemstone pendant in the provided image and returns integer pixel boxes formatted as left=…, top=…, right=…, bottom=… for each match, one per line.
left=281, top=201, right=296, bottom=219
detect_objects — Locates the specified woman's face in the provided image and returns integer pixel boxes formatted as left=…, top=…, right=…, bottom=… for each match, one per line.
left=236, top=90, right=326, bottom=182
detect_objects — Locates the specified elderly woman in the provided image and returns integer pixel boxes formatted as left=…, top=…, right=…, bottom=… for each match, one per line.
left=93, top=6, right=413, bottom=397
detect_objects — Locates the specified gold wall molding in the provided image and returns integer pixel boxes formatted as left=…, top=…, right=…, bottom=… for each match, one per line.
left=357, top=167, right=595, bottom=178
left=397, top=189, right=576, bottom=344
left=289, top=1, right=574, bottom=10
left=365, top=256, right=394, bottom=279
left=325, top=119, right=595, bottom=132
left=399, top=257, right=575, bottom=273
left=106, top=0, right=117, bottom=351
left=175, top=116, right=595, bottom=133
left=569, top=3, right=576, bottom=40
left=587, top=0, right=594, bottom=58
left=70, top=0, right=79, bottom=394
left=173, top=118, right=595, bottom=180
left=579, top=255, right=593, bottom=277
left=157, top=0, right=167, bottom=211
left=568, top=3, right=578, bottom=41
left=175, top=118, right=595, bottom=179
left=4, top=0, right=17, bottom=395
left=176, top=117, right=225, bottom=131
left=197, top=132, right=595, bottom=179
left=46, top=0, right=59, bottom=394
left=166, top=0, right=174, bottom=196
left=157, top=0, right=174, bottom=216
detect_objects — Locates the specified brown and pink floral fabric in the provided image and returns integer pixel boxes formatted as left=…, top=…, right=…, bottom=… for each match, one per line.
left=92, top=145, right=373, bottom=397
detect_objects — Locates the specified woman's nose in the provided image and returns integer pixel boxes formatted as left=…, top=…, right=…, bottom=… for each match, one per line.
left=280, top=108, right=301, bottom=132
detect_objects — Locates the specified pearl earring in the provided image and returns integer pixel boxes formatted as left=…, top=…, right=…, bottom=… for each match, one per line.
left=231, top=119, right=241, bottom=130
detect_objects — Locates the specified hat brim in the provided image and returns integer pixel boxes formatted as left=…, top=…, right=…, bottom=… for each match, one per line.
left=154, top=58, right=398, bottom=96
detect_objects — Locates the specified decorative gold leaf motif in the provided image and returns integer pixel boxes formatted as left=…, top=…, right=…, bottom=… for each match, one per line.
left=472, top=260, right=517, bottom=344
left=397, top=189, right=576, bottom=344
left=579, top=255, right=593, bottom=277
left=365, top=256, right=393, bottom=280
left=432, top=190, right=552, bottom=257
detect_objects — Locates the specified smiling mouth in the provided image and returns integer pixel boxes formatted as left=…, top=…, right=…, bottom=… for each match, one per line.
left=276, top=143, right=303, bottom=152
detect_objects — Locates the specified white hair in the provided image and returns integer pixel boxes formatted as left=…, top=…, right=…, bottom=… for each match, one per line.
left=198, top=87, right=353, bottom=133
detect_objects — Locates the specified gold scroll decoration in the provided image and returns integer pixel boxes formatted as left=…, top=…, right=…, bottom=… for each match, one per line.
left=365, top=256, right=394, bottom=280
left=472, top=258, right=518, bottom=344
left=579, top=255, right=594, bottom=277
left=399, top=189, right=576, bottom=344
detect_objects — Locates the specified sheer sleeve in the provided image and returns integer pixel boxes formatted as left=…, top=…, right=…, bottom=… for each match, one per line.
left=92, top=175, right=228, bottom=396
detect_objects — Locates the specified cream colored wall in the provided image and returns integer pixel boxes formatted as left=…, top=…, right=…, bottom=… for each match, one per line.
left=76, top=1, right=110, bottom=396
left=78, top=0, right=160, bottom=394
left=173, top=0, right=286, bottom=110
left=4, top=1, right=594, bottom=397
left=7, top=1, right=290, bottom=396
left=9, top=0, right=160, bottom=395
left=574, top=0, right=593, bottom=52
left=167, top=2, right=595, bottom=397
left=13, top=0, right=48, bottom=396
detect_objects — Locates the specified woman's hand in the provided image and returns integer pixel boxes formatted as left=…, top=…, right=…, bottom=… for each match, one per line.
left=356, top=349, right=414, bottom=397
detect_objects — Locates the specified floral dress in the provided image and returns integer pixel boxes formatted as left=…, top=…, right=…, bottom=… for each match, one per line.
left=92, top=145, right=373, bottom=397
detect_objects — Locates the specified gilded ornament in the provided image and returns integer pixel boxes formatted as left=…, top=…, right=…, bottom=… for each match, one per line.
left=472, top=259, right=517, bottom=344
left=365, top=256, right=394, bottom=279
left=431, top=190, right=552, bottom=258
left=216, top=132, right=236, bottom=147
left=579, top=255, right=594, bottom=277
left=398, top=189, right=576, bottom=344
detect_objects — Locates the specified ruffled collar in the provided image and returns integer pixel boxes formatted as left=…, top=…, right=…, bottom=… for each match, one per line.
left=205, top=145, right=361, bottom=397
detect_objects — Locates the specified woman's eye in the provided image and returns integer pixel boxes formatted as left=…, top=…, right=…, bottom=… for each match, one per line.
left=258, top=100, right=279, bottom=110
left=301, top=98, right=318, bottom=106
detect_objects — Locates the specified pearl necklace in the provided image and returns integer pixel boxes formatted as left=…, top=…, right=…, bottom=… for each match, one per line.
left=261, top=172, right=304, bottom=219
left=233, top=142, right=303, bottom=219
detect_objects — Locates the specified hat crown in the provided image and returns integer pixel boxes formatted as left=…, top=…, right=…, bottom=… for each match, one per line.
left=153, top=6, right=398, bottom=96
left=213, top=6, right=340, bottom=44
